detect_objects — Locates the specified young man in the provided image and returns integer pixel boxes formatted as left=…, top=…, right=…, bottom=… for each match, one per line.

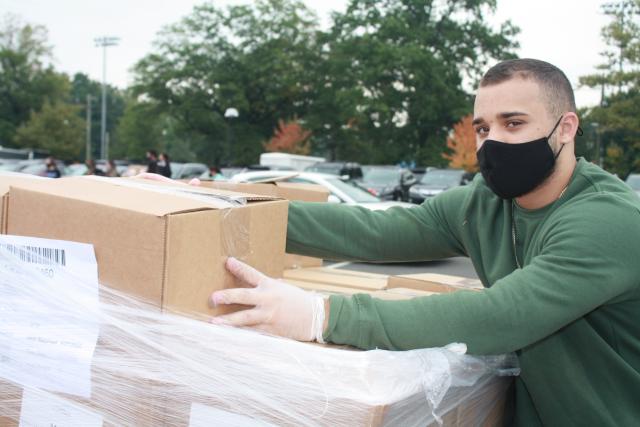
left=210, top=59, right=640, bottom=425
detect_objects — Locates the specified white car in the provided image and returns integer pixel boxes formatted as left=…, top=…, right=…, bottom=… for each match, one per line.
left=230, top=171, right=414, bottom=210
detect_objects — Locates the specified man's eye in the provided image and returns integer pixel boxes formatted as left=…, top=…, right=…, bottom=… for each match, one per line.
left=475, top=126, right=489, bottom=135
left=506, top=121, right=522, bottom=128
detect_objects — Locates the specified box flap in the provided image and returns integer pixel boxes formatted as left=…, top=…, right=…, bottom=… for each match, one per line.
left=246, top=173, right=300, bottom=184
left=9, top=176, right=281, bottom=217
left=282, top=267, right=388, bottom=291
left=116, top=177, right=279, bottom=202
left=200, top=181, right=329, bottom=202
left=387, top=273, right=482, bottom=293
left=0, top=173, right=50, bottom=195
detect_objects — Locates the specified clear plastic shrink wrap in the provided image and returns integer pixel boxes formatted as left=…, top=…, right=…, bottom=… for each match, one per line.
left=0, top=241, right=518, bottom=426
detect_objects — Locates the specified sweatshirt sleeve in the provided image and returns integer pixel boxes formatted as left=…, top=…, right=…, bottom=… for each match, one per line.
left=285, top=186, right=469, bottom=262
left=324, top=194, right=640, bottom=354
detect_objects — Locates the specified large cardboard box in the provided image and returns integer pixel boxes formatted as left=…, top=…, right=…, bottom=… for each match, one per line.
left=283, top=267, right=389, bottom=291
left=388, top=273, right=483, bottom=292
left=283, top=267, right=482, bottom=295
left=200, top=180, right=329, bottom=269
left=0, top=172, right=49, bottom=234
left=5, top=176, right=289, bottom=318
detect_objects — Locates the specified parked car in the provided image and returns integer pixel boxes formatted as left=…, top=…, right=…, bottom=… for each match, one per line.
left=170, top=162, right=209, bottom=180
left=259, top=152, right=325, bottom=171
left=19, top=160, right=67, bottom=177
left=0, top=160, right=29, bottom=172
left=358, top=166, right=417, bottom=202
left=409, top=169, right=471, bottom=204
left=65, top=160, right=129, bottom=176
left=625, top=173, right=640, bottom=196
left=305, top=162, right=363, bottom=181
left=409, top=166, right=437, bottom=182
left=230, top=170, right=414, bottom=210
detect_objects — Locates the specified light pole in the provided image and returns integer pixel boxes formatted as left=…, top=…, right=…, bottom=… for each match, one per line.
left=94, top=36, right=119, bottom=160
left=591, top=122, right=602, bottom=168
left=86, top=94, right=94, bottom=161
left=224, top=108, right=239, bottom=166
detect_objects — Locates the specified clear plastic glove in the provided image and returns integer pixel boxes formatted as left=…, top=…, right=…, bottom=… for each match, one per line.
left=210, top=257, right=326, bottom=342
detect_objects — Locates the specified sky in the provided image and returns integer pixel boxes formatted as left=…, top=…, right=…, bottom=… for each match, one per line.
left=3, top=0, right=611, bottom=108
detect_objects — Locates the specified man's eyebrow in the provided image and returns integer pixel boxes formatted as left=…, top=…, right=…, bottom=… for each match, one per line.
left=472, top=111, right=529, bottom=126
left=500, top=111, right=529, bottom=119
left=472, top=117, right=484, bottom=126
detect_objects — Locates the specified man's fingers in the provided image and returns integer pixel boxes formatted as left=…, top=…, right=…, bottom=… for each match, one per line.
left=225, top=257, right=266, bottom=287
left=210, top=308, right=265, bottom=327
left=188, top=178, right=201, bottom=186
left=210, top=287, right=261, bottom=306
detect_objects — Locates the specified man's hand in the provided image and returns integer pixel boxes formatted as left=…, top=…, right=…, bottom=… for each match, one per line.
left=210, top=258, right=327, bottom=342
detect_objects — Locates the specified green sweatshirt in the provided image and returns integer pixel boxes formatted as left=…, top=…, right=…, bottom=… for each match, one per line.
left=286, top=158, right=640, bottom=426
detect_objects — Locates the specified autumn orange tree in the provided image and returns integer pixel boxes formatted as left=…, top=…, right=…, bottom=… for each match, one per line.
left=442, top=114, right=478, bottom=172
left=263, top=119, right=312, bottom=155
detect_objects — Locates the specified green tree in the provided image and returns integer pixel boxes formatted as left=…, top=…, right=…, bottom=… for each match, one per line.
left=14, top=101, right=85, bottom=160
left=306, top=0, right=519, bottom=165
left=0, top=14, right=69, bottom=146
left=70, top=73, right=126, bottom=160
left=113, top=98, right=198, bottom=162
left=580, top=0, right=640, bottom=177
left=131, top=0, right=320, bottom=166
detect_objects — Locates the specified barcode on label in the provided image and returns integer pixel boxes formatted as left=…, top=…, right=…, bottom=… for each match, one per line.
left=0, top=244, right=66, bottom=266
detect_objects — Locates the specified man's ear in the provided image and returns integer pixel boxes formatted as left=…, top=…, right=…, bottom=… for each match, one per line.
left=559, top=112, right=580, bottom=144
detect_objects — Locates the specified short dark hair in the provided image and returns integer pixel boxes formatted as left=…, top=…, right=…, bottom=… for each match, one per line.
left=147, top=150, right=158, bottom=157
left=480, top=59, right=576, bottom=118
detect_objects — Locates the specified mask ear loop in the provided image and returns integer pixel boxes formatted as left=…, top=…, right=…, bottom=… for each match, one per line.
left=548, top=116, right=565, bottom=160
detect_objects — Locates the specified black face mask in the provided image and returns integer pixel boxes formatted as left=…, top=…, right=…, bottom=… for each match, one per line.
left=477, top=116, right=564, bottom=199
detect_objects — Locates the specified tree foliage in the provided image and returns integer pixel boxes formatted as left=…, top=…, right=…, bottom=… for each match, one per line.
left=130, top=0, right=319, bottom=166
left=70, top=73, right=126, bottom=160
left=579, top=0, right=640, bottom=177
left=264, top=119, right=311, bottom=154
left=442, top=114, right=478, bottom=172
left=0, top=14, right=69, bottom=147
left=14, top=101, right=84, bottom=160
left=130, top=0, right=518, bottom=166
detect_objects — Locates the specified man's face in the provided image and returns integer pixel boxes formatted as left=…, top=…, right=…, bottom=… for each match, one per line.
left=473, top=78, right=557, bottom=150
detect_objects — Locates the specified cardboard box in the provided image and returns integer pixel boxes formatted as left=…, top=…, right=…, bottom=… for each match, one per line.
left=0, top=172, right=49, bottom=234
left=284, top=267, right=483, bottom=295
left=6, top=176, right=289, bottom=318
left=387, top=273, right=483, bottom=293
left=153, top=353, right=510, bottom=427
left=200, top=180, right=329, bottom=269
left=285, top=279, right=436, bottom=301
left=283, top=267, right=389, bottom=291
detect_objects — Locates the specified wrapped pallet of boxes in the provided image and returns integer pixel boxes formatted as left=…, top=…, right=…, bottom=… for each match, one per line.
left=283, top=268, right=511, bottom=425
left=4, top=176, right=289, bottom=318
left=200, top=180, right=329, bottom=269
left=0, top=241, right=518, bottom=426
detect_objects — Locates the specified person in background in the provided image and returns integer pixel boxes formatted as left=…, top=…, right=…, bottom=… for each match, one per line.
left=85, top=159, right=105, bottom=176
left=158, top=153, right=172, bottom=178
left=209, top=166, right=225, bottom=181
left=44, top=157, right=61, bottom=178
left=146, top=150, right=158, bottom=174
left=105, top=160, right=120, bottom=177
